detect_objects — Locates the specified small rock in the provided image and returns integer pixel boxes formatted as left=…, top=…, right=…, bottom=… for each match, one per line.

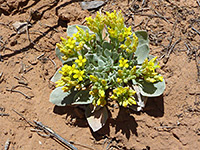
left=12, top=21, right=28, bottom=34
left=80, top=1, right=105, bottom=10
left=10, top=40, right=17, bottom=46
left=28, top=133, right=33, bottom=138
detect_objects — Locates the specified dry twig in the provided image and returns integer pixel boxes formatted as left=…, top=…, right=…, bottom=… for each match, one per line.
left=163, top=38, right=181, bottom=64
left=6, top=88, right=31, bottom=99
left=4, top=139, right=11, bottom=150
left=12, top=109, right=78, bottom=150
left=192, top=27, right=200, bottom=36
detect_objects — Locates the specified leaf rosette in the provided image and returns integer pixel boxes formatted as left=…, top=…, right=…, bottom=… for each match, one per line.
left=50, top=11, right=165, bottom=132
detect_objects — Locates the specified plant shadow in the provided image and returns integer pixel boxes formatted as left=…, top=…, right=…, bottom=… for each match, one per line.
left=143, top=95, right=164, bottom=117
left=92, top=107, right=138, bottom=141
left=53, top=95, right=164, bottom=141
left=53, top=105, right=88, bottom=128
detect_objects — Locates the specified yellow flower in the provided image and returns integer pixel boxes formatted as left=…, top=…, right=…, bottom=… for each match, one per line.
left=73, top=70, right=85, bottom=81
left=97, top=98, right=106, bottom=106
left=75, top=55, right=87, bottom=67
left=110, top=95, right=117, bottom=100
left=89, top=75, right=98, bottom=82
left=61, top=76, right=71, bottom=83
left=116, top=78, right=122, bottom=83
left=124, top=26, right=132, bottom=37
left=119, top=57, right=129, bottom=68
left=108, top=27, right=118, bottom=38
left=66, top=36, right=76, bottom=49
left=55, top=79, right=65, bottom=87
left=118, top=70, right=123, bottom=76
left=68, top=64, right=77, bottom=75
left=101, top=79, right=107, bottom=86
left=85, top=12, right=105, bottom=33
left=75, top=41, right=84, bottom=51
left=128, top=97, right=137, bottom=105
left=113, top=87, right=124, bottom=95
left=130, top=66, right=136, bottom=75
left=62, top=86, right=71, bottom=92
left=99, top=89, right=105, bottom=98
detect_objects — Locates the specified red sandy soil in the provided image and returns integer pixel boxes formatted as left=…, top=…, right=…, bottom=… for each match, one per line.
left=0, top=0, right=200, bottom=149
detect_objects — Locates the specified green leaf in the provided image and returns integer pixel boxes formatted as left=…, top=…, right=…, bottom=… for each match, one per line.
left=137, top=78, right=165, bottom=97
left=98, top=59, right=105, bottom=67
left=96, top=45, right=103, bottom=55
left=85, top=105, right=108, bottom=132
left=135, top=30, right=148, bottom=45
left=134, top=30, right=149, bottom=64
left=72, top=90, right=93, bottom=105
left=50, top=87, right=91, bottom=106
left=112, top=52, right=119, bottom=61
left=55, top=46, right=66, bottom=64
left=67, top=25, right=89, bottom=37
left=104, top=49, right=112, bottom=57
left=103, top=41, right=113, bottom=50
left=51, top=67, right=62, bottom=83
left=135, top=44, right=149, bottom=64
left=49, top=87, right=76, bottom=106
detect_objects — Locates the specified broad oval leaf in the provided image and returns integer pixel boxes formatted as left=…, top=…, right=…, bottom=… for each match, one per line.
left=55, top=46, right=66, bottom=64
left=104, top=49, right=112, bottom=57
left=51, top=67, right=62, bottom=83
left=67, top=25, right=90, bottom=37
left=135, top=30, right=148, bottom=45
left=72, top=90, right=93, bottom=105
left=134, top=30, right=149, bottom=64
left=135, top=44, right=149, bottom=64
left=49, top=87, right=73, bottom=106
left=103, top=41, right=113, bottom=50
left=85, top=105, right=108, bottom=132
left=137, top=78, right=166, bottom=97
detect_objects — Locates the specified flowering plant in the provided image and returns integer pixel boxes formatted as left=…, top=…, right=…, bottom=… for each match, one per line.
left=50, top=11, right=165, bottom=132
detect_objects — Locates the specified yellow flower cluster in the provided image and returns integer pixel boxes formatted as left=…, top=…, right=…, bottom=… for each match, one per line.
left=55, top=57, right=86, bottom=92
left=85, top=10, right=136, bottom=43
left=89, top=75, right=108, bottom=106
left=56, top=26, right=96, bottom=61
left=119, top=57, right=129, bottom=68
left=85, top=12, right=105, bottom=33
left=110, top=86, right=137, bottom=107
left=56, top=36, right=76, bottom=61
left=120, top=34, right=138, bottom=53
left=141, top=57, right=163, bottom=83
left=73, top=26, right=96, bottom=43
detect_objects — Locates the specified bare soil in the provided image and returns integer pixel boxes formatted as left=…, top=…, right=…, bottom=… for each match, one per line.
left=0, top=0, right=200, bottom=149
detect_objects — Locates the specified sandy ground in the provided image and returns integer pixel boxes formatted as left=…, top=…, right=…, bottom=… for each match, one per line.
left=0, top=0, right=200, bottom=149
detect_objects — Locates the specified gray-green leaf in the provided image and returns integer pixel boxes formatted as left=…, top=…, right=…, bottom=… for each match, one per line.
left=67, top=25, right=89, bottom=37
left=137, top=78, right=166, bottom=97
left=85, top=105, right=108, bottom=132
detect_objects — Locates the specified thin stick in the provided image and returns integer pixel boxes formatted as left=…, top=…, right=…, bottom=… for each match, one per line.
left=154, top=10, right=170, bottom=24
left=6, top=89, right=31, bottom=99
left=33, top=121, right=78, bottom=150
left=0, top=113, right=9, bottom=116
left=4, top=139, right=10, bottom=150
left=48, top=57, right=57, bottom=70
left=0, top=72, right=3, bottom=78
left=133, top=19, right=144, bottom=28
left=70, top=141, right=95, bottom=150
left=184, top=43, right=191, bottom=55
left=142, top=0, right=145, bottom=6
left=134, top=13, right=170, bottom=21
left=191, top=27, right=200, bottom=36
left=12, top=109, right=35, bottom=127
left=37, top=52, right=45, bottom=59
left=163, top=38, right=181, bottom=64
left=197, top=0, right=200, bottom=7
